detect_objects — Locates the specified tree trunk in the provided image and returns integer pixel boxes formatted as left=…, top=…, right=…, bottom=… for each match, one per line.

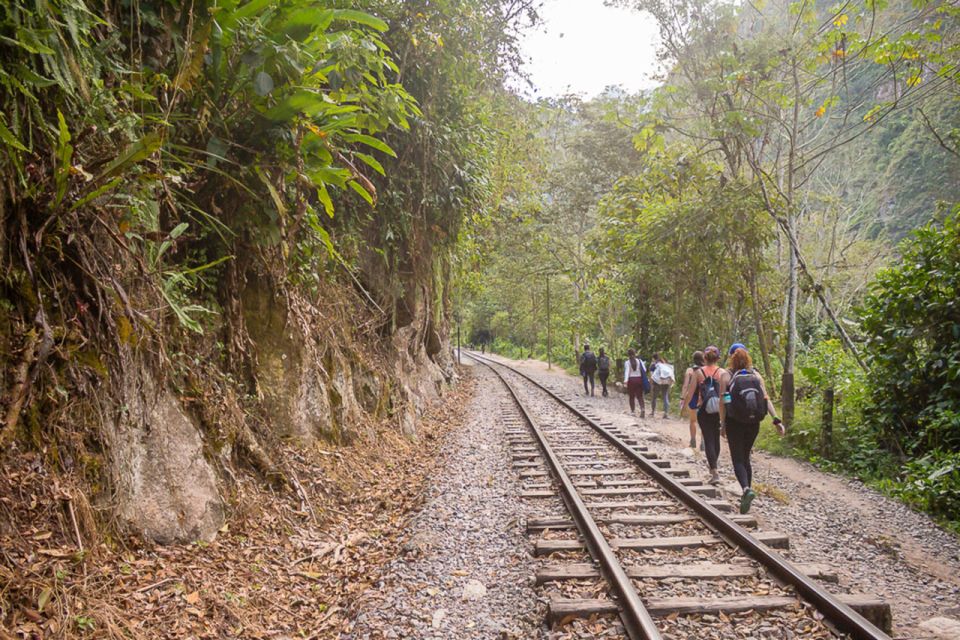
left=781, top=215, right=798, bottom=426
left=546, top=275, right=552, bottom=369
left=573, top=280, right=581, bottom=354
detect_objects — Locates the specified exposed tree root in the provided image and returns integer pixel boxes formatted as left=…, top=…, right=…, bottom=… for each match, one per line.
left=0, top=329, right=40, bottom=449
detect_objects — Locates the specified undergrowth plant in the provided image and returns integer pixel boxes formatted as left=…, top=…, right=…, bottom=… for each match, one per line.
left=758, top=212, right=960, bottom=531
left=0, top=0, right=428, bottom=479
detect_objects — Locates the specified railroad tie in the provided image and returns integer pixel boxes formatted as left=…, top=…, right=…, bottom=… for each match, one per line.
left=584, top=499, right=735, bottom=511
left=534, top=561, right=838, bottom=583
left=526, top=513, right=759, bottom=531
left=546, top=595, right=891, bottom=633
left=533, top=531, right=790, bottom=555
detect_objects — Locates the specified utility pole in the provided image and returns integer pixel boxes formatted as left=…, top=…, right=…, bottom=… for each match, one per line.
left=546, top=275, right=552, bottom=370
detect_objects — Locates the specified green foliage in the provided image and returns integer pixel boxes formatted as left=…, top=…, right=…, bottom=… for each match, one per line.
left=797, top=340, right=866, bottom=405
left=762, top=217, right=960, bottom=528
left=858, top=208, right=960, bottom=456
left=783, top=340, right=874, bottom=461
left=0, top=0, right=538, bottom=494
left=0, top=0, right=420, bottom=335
left=892, top=448, right=960, bottom=527
left=598, top=150, right=775, bottom=363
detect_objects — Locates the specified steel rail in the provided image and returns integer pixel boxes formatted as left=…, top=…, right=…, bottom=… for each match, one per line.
left=468, top=351, right=891, bottom=640
left=465, top=351, right=662, bottom=640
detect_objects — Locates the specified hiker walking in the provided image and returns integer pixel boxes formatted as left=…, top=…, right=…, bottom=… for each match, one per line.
left=719, top=343, right=786, bottom=513
left=623, top=349, right=648, bottom=417
left=597, top=348, right=612, bottom=397
left=683, top=346, right=725, bottom=485
left=680, top=351, right=706, bottom=449
left=648, top=353, right=674, bottom=418
left=579, top=344, right=597, bottom=397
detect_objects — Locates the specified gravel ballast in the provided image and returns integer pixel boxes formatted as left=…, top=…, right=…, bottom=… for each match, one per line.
left=343, top=362, right=544, bottom=639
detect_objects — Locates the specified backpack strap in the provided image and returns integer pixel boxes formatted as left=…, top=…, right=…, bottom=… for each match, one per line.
left=696, top=365, right=718, bottom=385
left=728, top=368, right=744, bottom=390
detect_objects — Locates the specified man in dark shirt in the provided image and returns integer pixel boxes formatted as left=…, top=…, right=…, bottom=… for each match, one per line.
left=579, top=344, right=597, bottom=396
left=597, top=348, right=611, bottom=397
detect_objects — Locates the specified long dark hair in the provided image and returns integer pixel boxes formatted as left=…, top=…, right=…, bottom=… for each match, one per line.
left=628, top=348, right=638, bottom=371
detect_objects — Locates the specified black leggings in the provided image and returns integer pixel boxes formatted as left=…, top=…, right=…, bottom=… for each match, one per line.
left=598, top=371, right=609, bottom=395
left=697, top=410, right=721, bottom=470
left=725, top=418, right=761, bottom=489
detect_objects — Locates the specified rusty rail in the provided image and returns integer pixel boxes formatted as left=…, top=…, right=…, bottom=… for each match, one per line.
left=465, top=351, right=662, bottom=640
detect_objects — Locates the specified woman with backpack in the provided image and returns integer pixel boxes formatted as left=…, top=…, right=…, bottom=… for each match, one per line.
left=680, top=351, right=706, bottom=449
left=623, top=349, right=648, bottom=417
left=683, top=346, right=725, bottom=485
left=719, top=343, right=786, bottom=513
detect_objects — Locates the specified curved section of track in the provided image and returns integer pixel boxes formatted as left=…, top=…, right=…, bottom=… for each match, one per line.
left=466, top=350, right=891, bottom=640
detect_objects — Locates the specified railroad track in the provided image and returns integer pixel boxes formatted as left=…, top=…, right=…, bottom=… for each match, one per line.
left=464, top=351, right=893, bottom=640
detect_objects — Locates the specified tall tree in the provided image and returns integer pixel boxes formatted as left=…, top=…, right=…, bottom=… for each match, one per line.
left=613, top=0, right=957, bottom=423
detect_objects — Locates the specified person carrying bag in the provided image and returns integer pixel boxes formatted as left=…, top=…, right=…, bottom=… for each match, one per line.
left=623, top=349, right=647, bottom=417
left=649, top=353, right=674, bottom=418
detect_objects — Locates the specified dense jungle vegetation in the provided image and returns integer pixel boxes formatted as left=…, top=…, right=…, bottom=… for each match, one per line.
left=0, top=0, right=536, bottom=541
left=0, top=0, right=957, bottom=562
left=460, top=0, right=960, bottom=529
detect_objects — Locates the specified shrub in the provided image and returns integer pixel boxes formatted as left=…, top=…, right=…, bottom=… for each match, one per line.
left=858, top=207, right=960, bottom=458
left=894, top=449, right=960, bottom=524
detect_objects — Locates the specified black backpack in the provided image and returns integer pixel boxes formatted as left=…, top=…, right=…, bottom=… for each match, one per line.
left=581, top=351, right=597, bottom=372
left=597, top=355, right=610, bottom=372
left=727, top=369, right=767, bottom=422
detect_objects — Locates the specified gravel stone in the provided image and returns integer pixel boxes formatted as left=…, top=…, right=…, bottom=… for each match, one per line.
left=342, top=363, right=544, bottom=639
left=462, top=579, right=488, bottom=600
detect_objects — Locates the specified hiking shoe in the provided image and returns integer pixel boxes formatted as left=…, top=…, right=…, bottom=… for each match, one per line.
left=700, top=439, right=705, bottom=452
left=739, top=488, right=757, bottom=514
left=709, top=470, right=720, bottom=485
left=689, top=437, right=697, bottom=448
left=662, top=413, right=668, bottom=419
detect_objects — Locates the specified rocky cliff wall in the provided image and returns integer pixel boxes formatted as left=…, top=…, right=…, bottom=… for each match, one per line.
left=0, top=242, right=453, bottom=546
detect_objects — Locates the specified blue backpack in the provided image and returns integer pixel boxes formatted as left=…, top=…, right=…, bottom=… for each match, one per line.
left=699, top=368, right=721, bottom=414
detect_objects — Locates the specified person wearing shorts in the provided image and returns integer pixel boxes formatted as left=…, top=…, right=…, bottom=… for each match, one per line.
left=680, top=351, right=705, bottom=449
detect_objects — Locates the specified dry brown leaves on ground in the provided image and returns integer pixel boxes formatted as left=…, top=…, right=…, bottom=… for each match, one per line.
left=0, top=370, right=477, bottom=639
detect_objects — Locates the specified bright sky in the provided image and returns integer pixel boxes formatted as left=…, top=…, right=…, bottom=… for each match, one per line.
left=518, top=0, right=662, bottom=99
